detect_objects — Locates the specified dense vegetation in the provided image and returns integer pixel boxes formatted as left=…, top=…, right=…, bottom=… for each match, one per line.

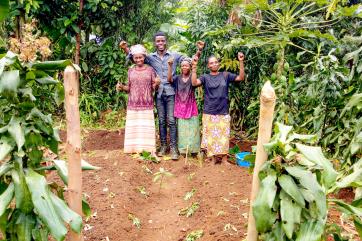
left=0, top=0, right=361, bottom=240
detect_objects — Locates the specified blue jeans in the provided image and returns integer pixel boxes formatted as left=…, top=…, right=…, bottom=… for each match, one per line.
left=156, top=95, right=177, bottom=148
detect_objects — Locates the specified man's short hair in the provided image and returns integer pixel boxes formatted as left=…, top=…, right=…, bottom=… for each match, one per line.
left=153, top=31, right=167, bottom=41
left=207, top=55, right=219, bottom=64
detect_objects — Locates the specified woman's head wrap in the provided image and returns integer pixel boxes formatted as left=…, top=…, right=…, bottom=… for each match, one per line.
left=181, top=57, right=192, bottom=66
left=130, top=44, right=147, bottom=56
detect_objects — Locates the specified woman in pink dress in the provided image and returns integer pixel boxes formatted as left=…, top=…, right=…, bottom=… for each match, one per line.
left=116, top=45, right=159, bottom=154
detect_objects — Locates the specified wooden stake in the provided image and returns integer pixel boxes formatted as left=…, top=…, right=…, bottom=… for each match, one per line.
left=64, top=65, right=83, bottom=241
left=246, top=81, right=276, bottom=241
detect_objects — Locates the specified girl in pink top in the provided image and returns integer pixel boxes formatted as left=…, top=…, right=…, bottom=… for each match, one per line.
left=167, top=57, right=200, bottom=154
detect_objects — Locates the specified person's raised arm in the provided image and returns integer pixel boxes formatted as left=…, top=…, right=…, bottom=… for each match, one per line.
left=191, top=56, right=202, bottom=87
left=119, top=41, right=130, bottom=55
left=194, top=41, right=205, bottom=60
left=235, top=52, right=245, bottom=82
left=167, top=57, right=174, bottom=83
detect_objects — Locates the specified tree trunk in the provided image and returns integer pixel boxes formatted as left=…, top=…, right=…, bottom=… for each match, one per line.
left=15, top=0, right=25, bottom=41
left=75, top=0, right=84, bottom=65
left=247, top=81, right=276, bottom=241
left=64, top=66, right=83, bottom=241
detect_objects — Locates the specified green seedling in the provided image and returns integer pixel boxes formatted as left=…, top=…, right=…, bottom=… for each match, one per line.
left=128, top=213, right=141, bottom=229
left=184, top=188, right=197, bottom=201
left=187, top=172, right=196, bottom=181
left=141, top=165, right=153, bottom=174
left=137, top=186, right=150, bottom=197
left=140, top=151, right=160, bottom=163
left=179, top=202, right=200, bottom=217
left=224, top=223, right=238, bottom=232
left=153, top=167, right=173, bottom=192
left=136, top=186, right=149, bottom=197
left=185, top=229, right=204, bottom=241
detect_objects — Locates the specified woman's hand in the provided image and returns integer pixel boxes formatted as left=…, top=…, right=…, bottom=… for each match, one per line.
left=192, top=55, right=199, bottom=68
left=119, top=41, right=128, bottom=50
left=196, top=41, right=205, bottom=51
left=116, top=82, right=123, bottom=92
left=238, top=52, right=245, bottom=62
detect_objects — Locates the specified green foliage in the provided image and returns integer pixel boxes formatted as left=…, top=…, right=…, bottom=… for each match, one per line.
left=185, top=229, right=204, bottom=241
left=178, top=202, right=200, bottom=217
left=254, top=123, right=362, bottom=240
left=0, top=51, right=79, bottom=240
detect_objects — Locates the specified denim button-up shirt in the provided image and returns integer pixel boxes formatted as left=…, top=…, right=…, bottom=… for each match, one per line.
left=145, top=51, right=185, bottom=98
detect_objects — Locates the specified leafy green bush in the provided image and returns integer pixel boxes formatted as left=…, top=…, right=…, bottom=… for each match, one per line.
left=0, top=51, right=97, bottom=240
left=254, top=123, right=362, bottom=240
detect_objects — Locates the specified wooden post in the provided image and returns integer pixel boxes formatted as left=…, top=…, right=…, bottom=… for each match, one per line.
left=64, top=65, right=83, bottom=241
left=247, top=81, right=276, bottom=241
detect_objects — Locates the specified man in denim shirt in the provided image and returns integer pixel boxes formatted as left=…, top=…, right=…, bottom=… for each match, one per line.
left=120, top=32, right=203, bottom=160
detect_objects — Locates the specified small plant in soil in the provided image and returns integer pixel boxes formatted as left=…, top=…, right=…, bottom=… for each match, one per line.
left=179, top=202, right=200, bottom=217
left=184, top=188, right=197, bottom=201
left=187, top=172, right=195, bottom=181
left=140, top=151, right=160, bottom=163
left=141, top=164, right=153, bottom=174
left=136, top=186, right=149, bottom=197
left=185, top=229, right=204, bottom=241
left=153, top=167, right=173, bottom=191
left=128, top=213, right=141, bottom=229
left=224, top=223, right=238, bottom=232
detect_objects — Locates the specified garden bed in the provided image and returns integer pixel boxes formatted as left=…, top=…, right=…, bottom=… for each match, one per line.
left=61, top=129, right=254, bottom=241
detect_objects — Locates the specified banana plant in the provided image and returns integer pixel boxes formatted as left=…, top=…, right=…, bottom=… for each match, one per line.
left=0, top=51, right=97, bottom=241
left=253, top=123, right=362, bottom=240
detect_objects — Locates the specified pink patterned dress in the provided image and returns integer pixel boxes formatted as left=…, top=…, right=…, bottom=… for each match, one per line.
left=124, top=66, right=156, bottom=153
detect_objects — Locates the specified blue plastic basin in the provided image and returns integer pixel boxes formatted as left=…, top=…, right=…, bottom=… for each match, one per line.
left=236, top=152, right=251, bottom=167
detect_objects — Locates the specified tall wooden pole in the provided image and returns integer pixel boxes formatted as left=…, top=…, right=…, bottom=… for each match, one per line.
left=64, top=65, right=83, bottom=241
left=247, top=81, right=276, bottom=241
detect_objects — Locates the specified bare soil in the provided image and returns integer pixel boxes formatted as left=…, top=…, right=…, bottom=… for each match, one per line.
left=65, top=130, right=254, bottom=241
left=58, top=130, right=358, bottom=241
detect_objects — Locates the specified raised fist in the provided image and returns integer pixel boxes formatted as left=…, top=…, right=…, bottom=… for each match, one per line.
left=238, top=52, right=245, bottom=62
left=119, top=41, right=128, bottom=50
left=196, top=41, right=205, bottom=50
left=167, top=57, right=174, bottom=65
left=192, top=55, right=199, bottom=67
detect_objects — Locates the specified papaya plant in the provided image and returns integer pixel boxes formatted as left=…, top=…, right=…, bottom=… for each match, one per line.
left=0, top=50, right=97, bottom=241
left=253, top=123, right=362, bottom=240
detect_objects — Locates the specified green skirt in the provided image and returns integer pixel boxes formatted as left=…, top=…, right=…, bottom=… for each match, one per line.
left=178, top=116, right=200, bottom=154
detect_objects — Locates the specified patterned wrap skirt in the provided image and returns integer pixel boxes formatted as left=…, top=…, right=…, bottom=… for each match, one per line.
left=178, top=116, right=200, bottom=154
left=201, top=114, right=231, bottom=157
left=124, top=109, right=156, bottom=153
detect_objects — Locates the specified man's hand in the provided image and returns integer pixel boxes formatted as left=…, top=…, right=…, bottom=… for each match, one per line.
left=196, top=41, right=205, bottom=51
left=153, top=76, right=161, bottom=88
left=167, top=57, right=174, bottom=66
left=116, top=82, right=123, bottom=92
left=238, top=52, right=245, bottom=62
left=119, top=41, right=128, bottom=50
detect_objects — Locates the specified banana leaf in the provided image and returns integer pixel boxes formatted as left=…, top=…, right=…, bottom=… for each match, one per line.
left=280, top=190, right=302, bottom=239
left=15, top=213, right=34, bottom=241
left=25, top=169, right=67, bottom=241
left=0, top=70, right=20, bottom=93
left=278, top=174, right=305, bottom=207
left=0, top=0, right=9, bottom=22
left=296, top=144, right=337, bottom=189
left=32, top=60, right=72, bottom=71
left=253, top=172, right=277, bottom=233
left=0, top=183, right=14, bottom=217
left=296, top=220, right=324, bottom=241
left=49, top=192, right=82, bottom=233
